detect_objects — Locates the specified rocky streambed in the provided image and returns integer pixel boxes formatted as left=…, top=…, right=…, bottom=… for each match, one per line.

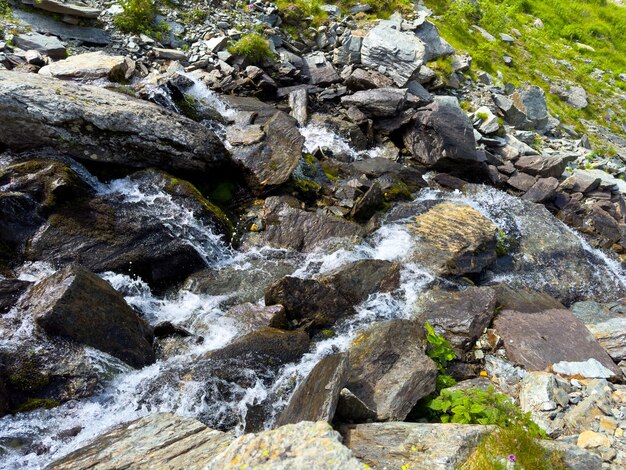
left=3, top=1, right=626, bottom=469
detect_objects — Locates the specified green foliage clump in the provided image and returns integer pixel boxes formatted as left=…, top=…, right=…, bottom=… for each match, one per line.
left=495, top=228, right=510, bottom=257
left=114, top=0, right=167, bottom=37
left=462, top=425, right=566, bottom=470
left=275, top=0, right=327, bottom=26
left=228, top=33, right=275, bottom=65
left=15, top=398, right=60, bottom=413
left=425, top=322, right=457, bottom=391
left=428, top=386, right=544, bottom=437
left=338, top=0, right=413, bottom=18
left=0, top=0, right=9, bottom=18
left=181, top=8, right=208, bottom=25
left=428, top=55, right=455, bottom=78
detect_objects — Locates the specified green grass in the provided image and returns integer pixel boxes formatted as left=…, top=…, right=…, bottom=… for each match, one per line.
left=114, top=0, right=168, bottom=38
left=228, top=33, right=275, bottom=65
left=423, top=0, right=626, bottom=134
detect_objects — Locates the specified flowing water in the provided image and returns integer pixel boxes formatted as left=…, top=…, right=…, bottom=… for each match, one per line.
left=2, top=85, right=626, bottom=468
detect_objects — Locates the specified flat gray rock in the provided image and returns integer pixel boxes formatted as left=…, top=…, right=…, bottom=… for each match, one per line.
left=13, top=9, right=110, bottom=45
left=12, top=31, right=66, bottom=60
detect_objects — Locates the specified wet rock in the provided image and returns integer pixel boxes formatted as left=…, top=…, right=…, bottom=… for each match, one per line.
left=408, top=202, right=497, bottom=276
left=25, top=196, right=208, bottom=290
left=250, top=196, right=363, bottom=252
left=341, top=88, right=407, bottom=118
left=0, top=279, right=31, bottom=314
left=350, top=182, right=384, bottom=222
left=39, top=51, right=135, bottom=82
left=521, top=177, right=559, bottom=203
left=0, top=71, right=227, bottom=175
left=184, top=252, right=299, bottom=307
left=413, top=287, right=497, bottom=353
left=340, top=320, right=437, bottom=421
left=224, top=303, right=284, bottom=335
left=266, top=259, right=399, bottom=332
left=348, top=158, right=427, bottom=193
left=514, top=155, right=569, bottom=178
left=571, top=300, right=626, bottom=362
left=207, top=421, right=362, bottom=470
left=404, top=96, right=486, bottom=178
left=276, top=353, right=349, bottom=426
left=0, top=193, right=44, bottom=270
left=361, top=19, right=426, bottom=86
left=302, top=52, right=340, bottom=86
left=48, top=413, right=233, bottom=470
left=12, top=32, right=66, bottom=60
left=493, top=308, right=623, bottom=378
left=341, top=423, right=492, bottom=469
left=21, top=265, right=154, bottom=368
left=493, top=285, right=565, bottom=313
left=230, top=111, right=304, bottom=190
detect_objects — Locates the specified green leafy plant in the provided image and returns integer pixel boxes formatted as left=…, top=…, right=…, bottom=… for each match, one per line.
left=275, top=0, right=327, bottom=26
left=495, top=228, right=510, bottom=257
left=425, top=322, right=457, bottom=391
left=428, top=386, right=546, bottom=437
left=228, top=33, right=275, bottom=65
left=181, top=8, right=208, bottom=24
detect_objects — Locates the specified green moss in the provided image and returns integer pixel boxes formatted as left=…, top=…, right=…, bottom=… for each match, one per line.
left=15, top=398, right=60, bottom=413
left=9, top=362, right=49, bottom=392
left=463, top=425, right=566, bottom=470
left=105, top=85, right=137, bottom=97
left=209, top=180, right=235, bottom=204
left=228, top=33, right=275, bottom=66
left=320, top=162, right=341, bottom=181
left=382, top=180, right=412, bottom=202
left=174, top=94, right=201, bottom=121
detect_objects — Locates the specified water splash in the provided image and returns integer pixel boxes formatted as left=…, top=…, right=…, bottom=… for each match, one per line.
left=300, top=124, right=386, bottom=161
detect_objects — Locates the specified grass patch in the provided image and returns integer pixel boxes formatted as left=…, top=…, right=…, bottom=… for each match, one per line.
left=228, top=33, right=275, bottom=66
left=114, top=0, right=169, bottom=38
left=462, top=425, right=566, bottom=470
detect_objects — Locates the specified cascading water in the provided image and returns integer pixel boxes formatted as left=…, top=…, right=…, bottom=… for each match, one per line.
left=3, top=123, right=626, bottom=469
left=300, top=124, right=386, bottom=161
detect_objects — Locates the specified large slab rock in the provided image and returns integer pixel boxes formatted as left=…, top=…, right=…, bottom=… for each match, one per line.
left=494, top=86, right=549, bottom=130
left=247, top=196, right=363, bottom=252
left=39, top=51, right=135, bottom=82
left=413, top=287, right=497, bottom=353
left=340, top=320, right=437, bottom=421
left=408, top=202, right=497, bottom=276
left=207, top=421, right=363, bottom=469
left=230, top=112, right=304, bottom=190
left=404, top=96, right=485, bottom=177
left=341, top=88, right=407, bottom=118
left=341, top=423, right=492, bottom=470
left=514, top=155, right=570, bottom=178
left=276, top=353, right=349, bottom=425
left=302, top=52, right=340, bottom=85
left=414, top=21, right=455, bottom=61
left=361, top=20, right=426, bottom=86
left=20, top=265, right=154, bottom=368
left=493, top=308, right=622, bottom=378
left=0, top=71, right=227, bottom=175
left=33, top=0, right=101, bottom=18
left=12, top=32, right=66, bottom=60
left=48, top=413, right=233, bottom=470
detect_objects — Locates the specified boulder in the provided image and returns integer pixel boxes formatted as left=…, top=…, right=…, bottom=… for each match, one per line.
left=39, top=51, right=135, bottom=82
left=12, top=32, right=66, bottom=60
left=33, top=0, right=101, bottom=18
left=350, top=182, right=384, bottom=222
left=230, top=111, right=304, bottom=190
left=493, top=308, right=623, bottom=378
left=344, top=68, right=394, bottom=91
left=224, top=303, right=284, bottom=335
left=408, top=202, right=497, bottom=276
left=20, top=265, right=154, bottom=368
left=361, top=19, right=426, bottom=86
left=0, top=193, right=44, bottom=269
left=413, top=287, right=497, bottom=353
left=494, top=86, right=549, bottom=129
left=302, top=52, right=340, bottom=85
left=519, top=371, right=572, bottom=436
left=404, top=96, right=486, bottom=178
left=25, top=195, right=208, bottom=290
left=571, top=300, right=626, bottom=362
left=514, top=155, right=569, bottom=178
left=276, top=353, right=349, bottom=425
left=340, top=320, right=437, bottom=421
left=207, top=421, right=362, bottom=470
left=521, top=177, right=559, bottom=203
left=414, top=20, right=455, bottom=61
left=0, top=71, right=227, bottom=175
left=247, top=196, right=363, bottom=252
left=48, top=413, right=233, bottom=470
left=341, top=88, right=407, bottom=118
left=341, top=423, right=492, bottom=470
left=265, top=259, right=400, bottom=332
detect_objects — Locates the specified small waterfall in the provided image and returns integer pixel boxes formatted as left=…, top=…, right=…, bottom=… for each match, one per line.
left=300, top=124, right=386, bottom=161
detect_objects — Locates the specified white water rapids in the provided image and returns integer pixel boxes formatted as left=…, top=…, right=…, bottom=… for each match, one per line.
left=2, top=83, right=626, bottom=468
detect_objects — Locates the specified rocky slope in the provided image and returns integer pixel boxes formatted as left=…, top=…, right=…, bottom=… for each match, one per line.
left=2, top=0, right=626, bottom=469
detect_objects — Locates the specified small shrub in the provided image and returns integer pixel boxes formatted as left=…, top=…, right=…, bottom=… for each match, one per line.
left=428, top=56, right=455, bottom=78
left=181, top=8, right=208, bottom=25
left=476, top=111, right=489, bottom=121
left=228, top=33, right=275, bottom=65
left=276, top=0, right=326, bottom=26
left=495, top=228, right=510, bottom=257
left=428, top=386, right=546, bottom=438
left=114, top=0, right=164, bottom=36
